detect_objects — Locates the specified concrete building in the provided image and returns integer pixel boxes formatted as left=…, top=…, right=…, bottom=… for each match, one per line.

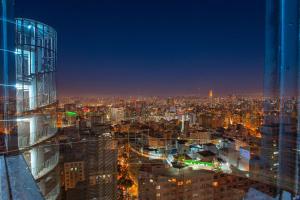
left=138, top=164, right=214, bottom=200
left=110, top=107, right=125, bottom=123
left=80, top=122, right=118, bottom=200
left=138, top=163, right=253, bottom=200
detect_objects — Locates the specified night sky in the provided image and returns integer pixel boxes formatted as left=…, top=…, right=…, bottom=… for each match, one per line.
left=16, top=0, right=265, bottom=97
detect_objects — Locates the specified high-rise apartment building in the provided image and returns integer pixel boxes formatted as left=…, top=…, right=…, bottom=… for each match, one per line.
left=110, top=107, right=125, bottom=123
left=64, top=161, right=85, bottom=190
left=80, top=125, right=118, bottom=200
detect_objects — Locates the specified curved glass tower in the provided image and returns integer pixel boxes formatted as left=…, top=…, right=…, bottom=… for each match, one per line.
left=15, top=18, right=60, bottom=200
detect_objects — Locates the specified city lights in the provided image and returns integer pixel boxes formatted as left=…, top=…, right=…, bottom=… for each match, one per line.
left=1, top=0, right=300, bottom=200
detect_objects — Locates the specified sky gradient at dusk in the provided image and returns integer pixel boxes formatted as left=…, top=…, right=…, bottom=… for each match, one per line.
left=16, top=0, right=264, bottom=96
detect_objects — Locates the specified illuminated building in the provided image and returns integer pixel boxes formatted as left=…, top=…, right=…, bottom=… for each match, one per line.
left=89, top=112, right=107, bottom=129
left=15, top=18, right=60, bottom=199
left=110, top=107, right=125, bottom=123
left=138, top=163, right=214, bottom=200
left=209, top=90, right=213, bottom=98
left=138, top=162, right=252, bottom=200
left=197, top=113, right=213, bottom=128
left=0, top=0, right=17, bottom=153
left=147, top=134, right=167, bottom=149
left=80, top=126, right=118, bottom=200
left=0, top=1, right=60, bottom=199
left=0, top=1, right=41, bottom=198
left=59, top=129, right=86, bottom=200
left=180, top=114, right=189, bottom=134
left=63, top=161, right=85, bottom=190
left=188, top=129, right=211, bottom=144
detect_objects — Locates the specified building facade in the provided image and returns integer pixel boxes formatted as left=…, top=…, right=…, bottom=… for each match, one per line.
left=15, top=18, right=60, bottom=199
left=81, top=127, right=118, bottom=200
left=138, top=163, right=251, bottom=200
left=0, top=1, right=60, bottom=199
left=261, top=0, right=300, bottom=197
left=0, top=0, right=17, bottom=153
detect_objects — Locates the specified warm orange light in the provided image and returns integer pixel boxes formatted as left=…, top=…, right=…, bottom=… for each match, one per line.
left=177, top=181, right=184, bottom=186
left=213, top=181, right=219, bottom=187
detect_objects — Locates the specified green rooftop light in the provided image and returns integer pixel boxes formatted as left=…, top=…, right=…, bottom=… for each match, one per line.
left=184, top=160, right=213, bottom=167
left=66, top=111, right=77, bottom=117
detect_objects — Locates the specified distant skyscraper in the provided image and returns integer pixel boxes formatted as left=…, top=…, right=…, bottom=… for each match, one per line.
left=209, top=90, right=213, bottom=98
left=261, top=0, right=300, bottom=197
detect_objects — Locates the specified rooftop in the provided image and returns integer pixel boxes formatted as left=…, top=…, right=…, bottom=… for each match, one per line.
left=198, top=150, right=216, bottom=157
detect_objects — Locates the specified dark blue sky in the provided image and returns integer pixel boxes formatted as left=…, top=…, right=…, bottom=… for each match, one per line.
left=16, top=0, right=265, bottom=97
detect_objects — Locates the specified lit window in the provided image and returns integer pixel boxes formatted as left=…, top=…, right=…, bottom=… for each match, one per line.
left=177, top=181, right=184, bottom=186
left=213, top=181, right=218, bottom=187
left=168, top=178, right=176, bottom=182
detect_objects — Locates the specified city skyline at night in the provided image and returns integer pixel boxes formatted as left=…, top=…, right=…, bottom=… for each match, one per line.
left=2, top=1, right=300, bottom=200
left=16, top=0, right=264, bottom=97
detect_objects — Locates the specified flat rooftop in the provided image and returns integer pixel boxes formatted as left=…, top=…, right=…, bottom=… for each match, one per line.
left=198, top=150, right=216, bottom=157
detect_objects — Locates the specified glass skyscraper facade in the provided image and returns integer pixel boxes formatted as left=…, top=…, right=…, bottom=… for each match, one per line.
left=0, top=1, right=60, bottom=199
left=262, top=0, right=300, bottom=197
left=15, top=18, right=60, bottom=200
left=0, top=0, right=17, bottom=153
left=15, top=18, right=57, bottom=113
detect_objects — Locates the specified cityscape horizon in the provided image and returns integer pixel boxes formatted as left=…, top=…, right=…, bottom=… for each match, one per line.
left=1, top=1, right=300, bottom=200
left=57, top=92, right=264, bottom=99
